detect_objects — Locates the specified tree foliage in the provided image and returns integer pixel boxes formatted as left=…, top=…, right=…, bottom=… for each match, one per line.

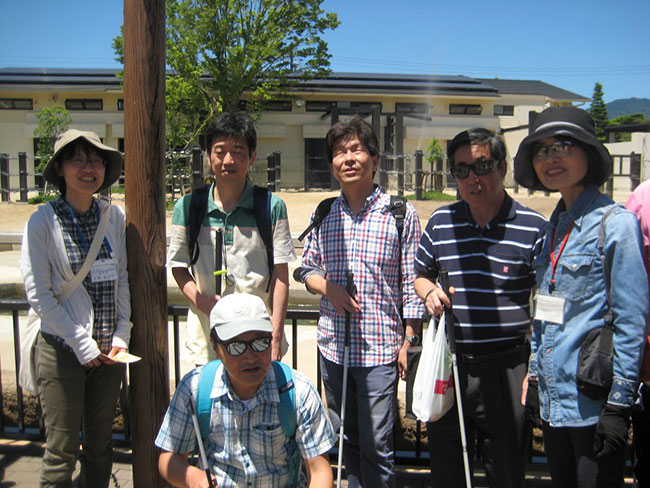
left=425, top=138, right=444, bottom=166
left=165, top=0, right=339, bottom=114
left=608, top=112, right=648, bottom=142
left=589, top=82, right=609, bottom=142
left=33, top=105, right=73, bottom=172
left=113, top=0, right=338, bottom=152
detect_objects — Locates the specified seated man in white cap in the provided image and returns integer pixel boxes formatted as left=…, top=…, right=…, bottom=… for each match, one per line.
left=155, top=293, right=335, bottom=487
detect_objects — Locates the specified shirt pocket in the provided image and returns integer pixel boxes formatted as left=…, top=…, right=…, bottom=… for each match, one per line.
left=251, top=422, right=287, bottom=458
left=556, top=253, right=598, bottom=302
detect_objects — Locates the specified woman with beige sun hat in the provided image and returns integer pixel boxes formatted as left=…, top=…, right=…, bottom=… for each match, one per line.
left=20, top=129, right=132, bottom=487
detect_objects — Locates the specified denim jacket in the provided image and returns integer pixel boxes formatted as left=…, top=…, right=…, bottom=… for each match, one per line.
left=529, top=185, right=648, bottom=427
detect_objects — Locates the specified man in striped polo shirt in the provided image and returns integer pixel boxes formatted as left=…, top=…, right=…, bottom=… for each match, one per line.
left=414, top=128, right=546, bottom=488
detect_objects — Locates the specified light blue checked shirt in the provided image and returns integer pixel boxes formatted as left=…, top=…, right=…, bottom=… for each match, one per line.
left=297, top=186, right=423, bottom=367
left=155, top=363, right=335, bottom=487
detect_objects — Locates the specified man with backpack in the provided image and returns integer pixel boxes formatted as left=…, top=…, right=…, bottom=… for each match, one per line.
left=294, top=117, right=423, bottom=487
left=155, top=293, right=335, bottom=487
left=167, top=112, right=296, bottom=364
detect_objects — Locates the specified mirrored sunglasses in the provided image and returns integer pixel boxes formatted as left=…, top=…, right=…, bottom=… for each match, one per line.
left=533, top=140, right=576, bottom=161
left=450, top=158, right=499, bottom=179
left=221, top=336, right=271, bottom=356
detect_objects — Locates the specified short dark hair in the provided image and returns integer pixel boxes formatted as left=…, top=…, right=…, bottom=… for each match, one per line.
left=205, top=112, right=257, bottom=157
left=325, top=116, right=379, bottom=163
left=448, top=128, right=506, bottom=166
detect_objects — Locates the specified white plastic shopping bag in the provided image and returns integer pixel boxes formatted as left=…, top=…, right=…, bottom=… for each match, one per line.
left=412, top=314, right=454, bottom=422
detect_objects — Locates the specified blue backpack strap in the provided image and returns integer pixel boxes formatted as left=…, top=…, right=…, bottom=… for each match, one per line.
left=197, top=360, right=221, bottom=440
left=253, top=185, right=274, bottom=292
left=272, top=361, right=300, bottom=487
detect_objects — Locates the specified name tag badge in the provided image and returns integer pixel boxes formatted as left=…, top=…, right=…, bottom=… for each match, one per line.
left=90, top=258, right=118, bottom=283
left=534, top=293, right=565, bottom=324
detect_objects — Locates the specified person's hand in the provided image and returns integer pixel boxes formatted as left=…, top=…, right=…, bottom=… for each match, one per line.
left=197, top=293, right=219, bottom=317
left=186, top=466, right=218, bottom=488
left=83, top=353, right=103, bottom=368
left=325, top=281, right=360, bottom=315
left=593, top=404, right=631, bottom=458
left=522, top=375, right=540, bottom=426
left=101, top=346, right=127, bottom=365
left=398, top=342, right=410, bottom=380
left=423, top=286, right=455, bottom=316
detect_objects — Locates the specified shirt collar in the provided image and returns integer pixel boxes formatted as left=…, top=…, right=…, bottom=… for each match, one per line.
left=340, top=184, right=383, bottom=214
left=206, top=181, right=254, bottom=214
left=550, top=184, right=600, bottom=228
left=455, top=191, right=515, bottom=226
left=211, top=362, right=281, bottom=406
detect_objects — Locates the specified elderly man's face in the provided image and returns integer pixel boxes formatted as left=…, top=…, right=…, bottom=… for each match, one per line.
left=453, top=143, right=505, bottom=213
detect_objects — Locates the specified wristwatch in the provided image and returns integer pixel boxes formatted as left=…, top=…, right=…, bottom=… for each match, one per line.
left=405, top=335, right=419, bottom=346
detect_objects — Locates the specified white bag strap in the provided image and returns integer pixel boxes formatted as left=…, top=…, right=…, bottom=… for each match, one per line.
left=58, top=204, right=112, bottom=302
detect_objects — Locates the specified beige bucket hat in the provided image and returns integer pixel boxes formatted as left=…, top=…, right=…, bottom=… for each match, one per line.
left=43, top=129, right=123, bottom=192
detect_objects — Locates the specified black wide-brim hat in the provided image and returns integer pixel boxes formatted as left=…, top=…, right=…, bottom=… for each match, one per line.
left=43, top=129, right=123, bottom=193
left=513, top=106, right=612, bottom=191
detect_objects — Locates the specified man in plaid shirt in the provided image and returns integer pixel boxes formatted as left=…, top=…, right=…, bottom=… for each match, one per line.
left=295, top=117, right=423, bottom=487
left=156, top=293, right=335, bottom=487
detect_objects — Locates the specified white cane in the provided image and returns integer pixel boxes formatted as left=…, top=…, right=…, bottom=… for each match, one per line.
left=336, top=271, right=355, bottom=488
left=440, top=269, right=472, bottom=487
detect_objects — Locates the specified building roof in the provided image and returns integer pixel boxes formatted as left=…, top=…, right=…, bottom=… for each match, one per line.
left=476, top=78, right=589, bottom=102
left=0, top=68, right=588, bottom=102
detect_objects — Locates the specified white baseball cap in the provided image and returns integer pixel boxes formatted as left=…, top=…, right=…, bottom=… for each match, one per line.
left=210, top=293, right=272, bottom=341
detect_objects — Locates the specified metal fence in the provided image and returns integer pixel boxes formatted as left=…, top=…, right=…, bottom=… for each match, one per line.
left=0, top=299, right=429, bottom=464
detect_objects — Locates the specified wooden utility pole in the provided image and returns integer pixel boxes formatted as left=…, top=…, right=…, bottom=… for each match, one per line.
left=123, top=0, right=169, bottom=485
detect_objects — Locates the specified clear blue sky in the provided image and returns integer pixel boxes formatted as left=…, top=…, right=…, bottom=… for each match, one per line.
left=1, top=0, right=648, bottom=104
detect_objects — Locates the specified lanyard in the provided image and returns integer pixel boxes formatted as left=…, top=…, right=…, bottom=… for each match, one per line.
left=549, top=221, right=574, bottom=292
left=66, top=201, right=113, bottom=256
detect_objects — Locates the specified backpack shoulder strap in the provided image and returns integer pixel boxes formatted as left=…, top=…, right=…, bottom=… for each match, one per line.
left=272, top=361, right=296, bottom=437
left=253, top=185, right=274, bottom=292
left=388, top=195, right=407, bottom=243
left=297, top=196, right=337, bottom=241
left=189, top=185, right=211, bottom=266
left=197, top=359, right=221, bottom=439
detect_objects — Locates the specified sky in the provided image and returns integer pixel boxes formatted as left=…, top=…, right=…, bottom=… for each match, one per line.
left=1, top=0, right=649, bottom=104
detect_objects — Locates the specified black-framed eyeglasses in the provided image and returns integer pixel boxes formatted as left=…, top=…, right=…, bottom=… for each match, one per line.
left=533, top=139, right=576, bottom=161
left=220, top=336, right=272, bottom=356
left=450, top=158, right=500, bottom=179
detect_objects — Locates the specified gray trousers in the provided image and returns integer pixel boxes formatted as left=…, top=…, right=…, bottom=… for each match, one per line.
left=36, top=333, right=125, bottom=488
left=320, top=354, right=397, bottom=488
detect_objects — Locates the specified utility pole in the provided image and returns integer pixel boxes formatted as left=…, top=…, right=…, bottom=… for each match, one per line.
left=123, top=0, right=169, bottom=485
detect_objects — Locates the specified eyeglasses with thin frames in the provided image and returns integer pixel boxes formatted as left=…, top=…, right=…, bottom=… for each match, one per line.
left=220, top=336, right=272, bottom=356
left=67, top=157, right=106, bottom=169
left=450, top=158, right=500, bottom=179
left=533, top=140, right=576, bottom=162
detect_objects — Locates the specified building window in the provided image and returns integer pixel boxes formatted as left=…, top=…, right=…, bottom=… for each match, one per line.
left=306, top=101, right=334, bottom=112
left=65, top=99, right=103, bottom=110
left=494, top=104, right=514, bottom=116
left=117, top=99, right=124, bottom=111
left=0, top=98, right=33, bottom=110
left=264, top=100, right=292, bottom=111
left=395, top=102, right=429, bottom=114
left=449, top=104, right=482, bottom=115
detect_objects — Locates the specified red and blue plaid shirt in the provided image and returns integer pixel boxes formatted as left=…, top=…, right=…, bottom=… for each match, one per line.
left=298, top=186, right=423, bottom=367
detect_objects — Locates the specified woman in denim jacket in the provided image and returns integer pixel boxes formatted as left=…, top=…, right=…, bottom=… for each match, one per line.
left=514, top=106, right=648, bottom=487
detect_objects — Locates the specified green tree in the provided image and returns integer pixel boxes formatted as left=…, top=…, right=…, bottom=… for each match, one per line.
left=425, top=138, right=444, bottom=165
left=33, top=105, right=73, bottom=172
left=589, top=82, right=609, bottom=141
left=608, top=113, right=648, bottom=142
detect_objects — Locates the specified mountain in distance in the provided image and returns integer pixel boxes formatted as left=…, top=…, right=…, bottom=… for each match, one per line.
left=606, top=98, right=650, bottom=119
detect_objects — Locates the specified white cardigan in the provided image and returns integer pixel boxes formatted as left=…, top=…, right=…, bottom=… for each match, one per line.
left=21, top=199, right=132, bottom=365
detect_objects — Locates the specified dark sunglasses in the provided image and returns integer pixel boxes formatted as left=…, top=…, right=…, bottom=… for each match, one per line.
left=533, top=139, right=576, bottom=161
left=220, top=336, right=272, bottom=356
left=450, top=158, right=500, bottom=179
